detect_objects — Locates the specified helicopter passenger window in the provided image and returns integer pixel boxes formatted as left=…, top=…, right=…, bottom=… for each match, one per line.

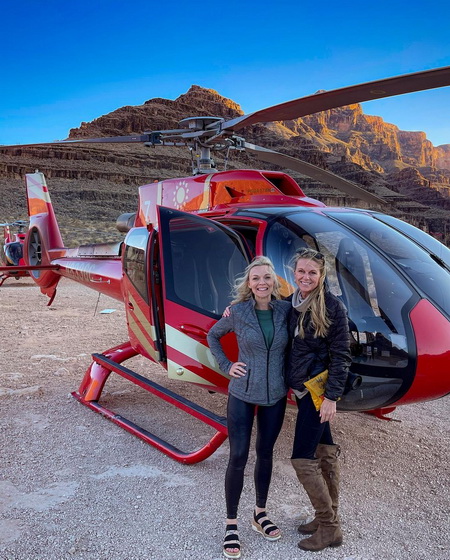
left=162, top=216, right=248, bottom=317
left=123, top=229, right=149, bottom=303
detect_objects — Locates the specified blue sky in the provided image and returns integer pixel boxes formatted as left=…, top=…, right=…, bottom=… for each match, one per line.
left=1, top=0, right=450, bottom=146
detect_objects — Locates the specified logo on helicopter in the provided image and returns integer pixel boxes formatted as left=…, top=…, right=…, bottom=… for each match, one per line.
left=172, top=180, right=190, bottom=209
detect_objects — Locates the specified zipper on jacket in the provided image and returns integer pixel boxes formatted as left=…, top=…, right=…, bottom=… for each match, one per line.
left=264, top=318, right=272, bottom=404
left=255, top=304, right=274, bottom=404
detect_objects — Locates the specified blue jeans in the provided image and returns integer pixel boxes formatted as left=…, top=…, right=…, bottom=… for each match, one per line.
left=291, top=392, right=334, bottom=460
left=225, top=394, right=287, bottom=518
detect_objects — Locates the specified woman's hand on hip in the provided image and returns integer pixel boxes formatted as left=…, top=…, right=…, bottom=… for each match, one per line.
left=229, top=362, right=247, bottom=378
left=320, top=398, right=337, bottom=423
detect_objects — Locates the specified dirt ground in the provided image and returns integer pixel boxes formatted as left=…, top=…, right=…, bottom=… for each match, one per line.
left=0, top=279, right=449, bottom=560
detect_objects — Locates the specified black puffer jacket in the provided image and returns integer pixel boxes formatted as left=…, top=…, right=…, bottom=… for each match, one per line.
left=287, top=291, right=351, bottom=401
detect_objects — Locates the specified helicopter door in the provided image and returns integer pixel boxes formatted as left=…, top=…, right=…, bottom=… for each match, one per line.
left=157, top=207, right=250, bottom=386
left=122, top=227, right=165, bottom=363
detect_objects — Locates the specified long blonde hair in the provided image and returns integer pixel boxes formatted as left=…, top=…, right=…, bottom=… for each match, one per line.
left=231, top=256, right=281, bottom=304
left=292, top=248, right=331, bottom=338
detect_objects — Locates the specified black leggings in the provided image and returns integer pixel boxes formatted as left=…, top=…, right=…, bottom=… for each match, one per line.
left=225, top=394, right=287, bottom=519
left=291, top=392, right=334, bottom=460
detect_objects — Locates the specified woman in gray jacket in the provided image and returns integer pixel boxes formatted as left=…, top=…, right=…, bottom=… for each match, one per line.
left=207, top=256, right=290, bottom=559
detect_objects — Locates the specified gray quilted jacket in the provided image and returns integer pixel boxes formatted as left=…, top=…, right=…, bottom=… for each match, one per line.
left=207, top=298, right=291, bottom=405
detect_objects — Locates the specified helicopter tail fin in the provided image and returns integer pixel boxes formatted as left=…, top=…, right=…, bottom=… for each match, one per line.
left=26, top=171, right=64, bottom=249
left=24, top=171, right=64, bottom=300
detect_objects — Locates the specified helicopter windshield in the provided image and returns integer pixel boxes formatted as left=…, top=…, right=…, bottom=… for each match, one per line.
left=328, top=212, right=450, bottom=319
left=262, top=208, right=450, bottom=409
left=265, top=211, right=414, bottom=353
left=371, top=212, right=450, bottom=270
left=263, top=210, right=420, bottom=410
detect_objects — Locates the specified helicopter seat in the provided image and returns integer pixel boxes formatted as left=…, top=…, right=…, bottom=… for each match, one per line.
left=266, top=222, right=308, bottom=278
left=335, top=238, right=375, bottom=330
left=203, top=244, right=246, bottom=315
left=172, top=245, right=203, bottom=309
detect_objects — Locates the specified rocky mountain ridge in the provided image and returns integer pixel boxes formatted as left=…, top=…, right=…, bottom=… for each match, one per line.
left=1, top=85, right=450, bottom=244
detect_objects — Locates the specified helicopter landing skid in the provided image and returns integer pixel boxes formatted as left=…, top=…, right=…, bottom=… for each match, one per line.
left=363, top=407, right=399, bottom=421
left=72, top=343, right=228, bottom=464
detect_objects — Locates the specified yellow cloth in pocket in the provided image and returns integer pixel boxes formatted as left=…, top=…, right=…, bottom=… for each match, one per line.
left=304, top=370, right=329, bottom=411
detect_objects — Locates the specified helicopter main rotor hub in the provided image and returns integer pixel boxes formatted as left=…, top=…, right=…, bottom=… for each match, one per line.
left=178, top=116, right=224, bottom=132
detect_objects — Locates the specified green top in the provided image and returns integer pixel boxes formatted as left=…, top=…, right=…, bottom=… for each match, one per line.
left=255, top=308, right=274, bottom=348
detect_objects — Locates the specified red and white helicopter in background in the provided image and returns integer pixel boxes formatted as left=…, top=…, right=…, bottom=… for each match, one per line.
left=2, top=66, right=450, bottom=463
left=0, top=220, right=29, bottom=286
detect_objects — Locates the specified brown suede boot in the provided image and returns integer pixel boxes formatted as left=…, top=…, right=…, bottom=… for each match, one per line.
left=298, top=444, right=340, bottom=535
left=291, top=458, right=343, bottom=551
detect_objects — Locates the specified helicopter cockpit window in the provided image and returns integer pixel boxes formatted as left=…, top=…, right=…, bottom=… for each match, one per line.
left=123, top=228, right=149, bottom=303
left=333, top=212, right=450, bottom=319
left=162, top=216, right=248, bottom=317
left=264, top=212, right=415, bottom=373
left=5, top=242, right=23, bottom=266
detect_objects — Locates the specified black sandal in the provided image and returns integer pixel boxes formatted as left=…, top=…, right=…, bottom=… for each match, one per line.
left=252, top=510, right=281, bottom=541
left=223, top=524, right=241, bottom=559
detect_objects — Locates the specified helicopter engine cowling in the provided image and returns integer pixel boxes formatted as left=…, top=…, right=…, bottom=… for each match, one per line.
left=116, top=212, right=136, bottom=233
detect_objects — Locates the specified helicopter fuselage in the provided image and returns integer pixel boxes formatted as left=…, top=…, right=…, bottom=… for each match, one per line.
left=23, top=170, right=450, bottom=414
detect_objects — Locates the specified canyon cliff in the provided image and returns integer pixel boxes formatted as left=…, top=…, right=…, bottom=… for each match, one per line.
left=1, top=85, right=449, bottom=244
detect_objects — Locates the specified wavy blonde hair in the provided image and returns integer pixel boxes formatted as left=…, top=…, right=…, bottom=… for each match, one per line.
left=231, top=256, right=281, bottom=304
left=291, top=248, right=331, bottom=338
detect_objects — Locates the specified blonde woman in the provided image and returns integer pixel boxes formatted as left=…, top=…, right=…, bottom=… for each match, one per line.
left=207, top=256, right=290, bottom=559
left=287, top=248, right=351, bottom=552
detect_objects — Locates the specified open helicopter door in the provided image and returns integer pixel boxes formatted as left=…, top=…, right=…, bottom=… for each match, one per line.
left=157, top=206, right=251, bottom=389
left=74, top=207, right=250, bottom=464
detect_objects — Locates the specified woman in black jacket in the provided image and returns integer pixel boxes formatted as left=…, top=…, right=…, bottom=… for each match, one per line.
left=287, top=248, right=351, bottom=552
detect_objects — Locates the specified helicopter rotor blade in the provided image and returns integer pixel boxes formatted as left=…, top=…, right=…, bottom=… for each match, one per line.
left=0, top=220, right=28, bottom=227
left=1, top=134, right=155, bottom=149
left=2, top=66, right=449, bottom=151
left=221, top=66, right=450, bottom=132
left=243, top=142, right=388, bottom=206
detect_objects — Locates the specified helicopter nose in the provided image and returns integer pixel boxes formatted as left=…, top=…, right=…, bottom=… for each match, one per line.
left=396, top=299, right=450, bottom=405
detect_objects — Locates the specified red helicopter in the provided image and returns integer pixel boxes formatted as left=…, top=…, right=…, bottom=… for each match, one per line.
left=0, top=220, right=29, bottom=286
left=2, top=66, right=450, bottom=464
